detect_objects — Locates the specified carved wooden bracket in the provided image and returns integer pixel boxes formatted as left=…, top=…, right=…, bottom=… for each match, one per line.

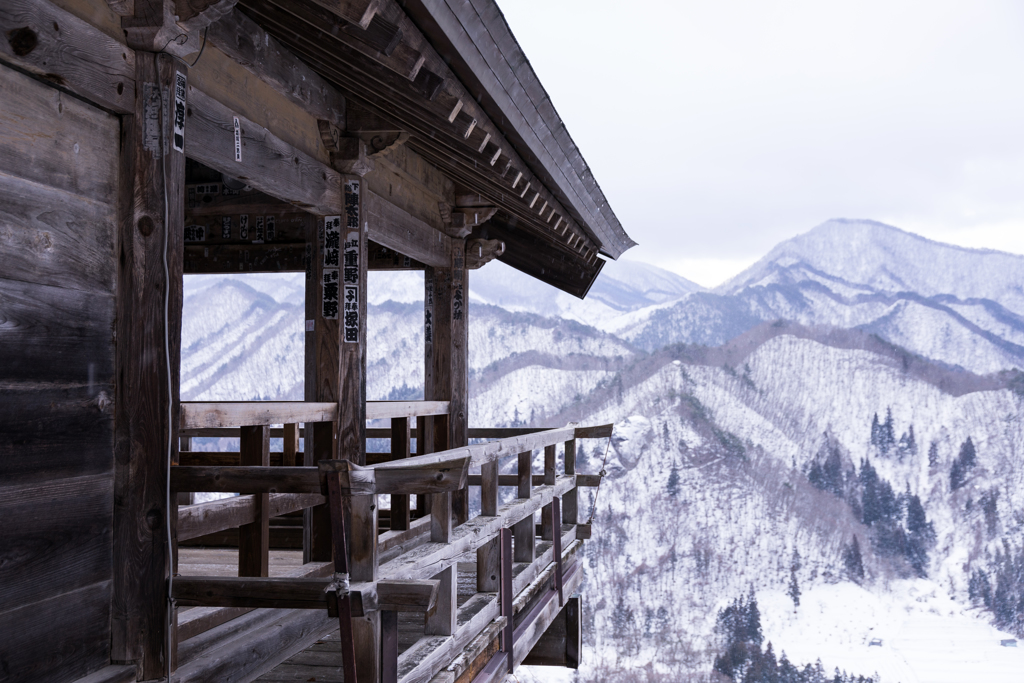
left=318, top=120, right=375, bottom=177
left=466, top=239, right=505, bottom=269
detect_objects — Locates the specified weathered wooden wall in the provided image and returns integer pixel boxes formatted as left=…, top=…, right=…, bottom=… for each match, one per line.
left=0, top=62, right=119, bottom=682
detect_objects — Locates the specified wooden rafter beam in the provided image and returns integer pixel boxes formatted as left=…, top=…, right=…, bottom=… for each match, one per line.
left=235, top=0, right=599, bottom=257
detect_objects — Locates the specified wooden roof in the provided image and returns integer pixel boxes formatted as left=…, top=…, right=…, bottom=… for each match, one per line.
left=232, top=0, right=634, bottom=297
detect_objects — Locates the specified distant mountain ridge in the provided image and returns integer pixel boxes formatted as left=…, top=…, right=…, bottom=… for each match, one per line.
left=618, top=220, right=1024, bottom=374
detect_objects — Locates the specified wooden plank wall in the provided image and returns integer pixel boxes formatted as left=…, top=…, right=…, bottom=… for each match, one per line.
left=0, top=62, right=118, bottom=682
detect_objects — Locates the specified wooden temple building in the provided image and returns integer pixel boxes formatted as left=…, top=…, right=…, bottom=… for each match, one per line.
left=0, top=0, right=635, bottom=681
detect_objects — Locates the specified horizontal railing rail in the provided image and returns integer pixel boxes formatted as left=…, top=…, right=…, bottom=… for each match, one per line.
left=180, top=401, right=338, bottom=429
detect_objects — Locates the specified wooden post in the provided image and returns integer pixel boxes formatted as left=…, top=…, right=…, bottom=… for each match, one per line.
left=112, top=52, right=186, bottom=678
left=415, top=414, right=431, bottom=517
left=450, top=243, right=469, bottom=523
left=382, top=609, right=398, bottom=683
left=500, top=528, right=514, bottom=673
left=238, top=425, right=270, bottom=577
left=564, top=438, right=578, bottom=525
left=424, top=240, right=468, bottom=526
left=390, top=416, right=411, bottom=530
left=284, top=423, right=300, bottom=466
left=514, top=451, right=535, bottom=563
left=544, top=444, right=556, bottom=486
left=305, top=211, right=339, bottom=563
left=336, top=176, right=376, bottom=681
left=425, top=565, right=457, bottom=636
left=476, top=457, right=501, bottom=591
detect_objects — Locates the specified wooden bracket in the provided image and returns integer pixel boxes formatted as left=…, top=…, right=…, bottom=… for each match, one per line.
left=466, top=238, right=505, bottom=269
left=318, top=120, right=374, bottom=176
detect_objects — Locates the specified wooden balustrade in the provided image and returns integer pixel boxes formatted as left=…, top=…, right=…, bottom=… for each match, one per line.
left=170, top=399, right=611, bottom=683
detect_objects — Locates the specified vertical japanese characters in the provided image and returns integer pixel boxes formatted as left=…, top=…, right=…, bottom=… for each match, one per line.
left=321, top=215, right=341, bottom=320
left=342, top=180, right=361, bottom=343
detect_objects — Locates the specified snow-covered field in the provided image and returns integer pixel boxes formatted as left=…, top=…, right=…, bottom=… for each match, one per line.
left=761, top=581, right=1024, bottom=683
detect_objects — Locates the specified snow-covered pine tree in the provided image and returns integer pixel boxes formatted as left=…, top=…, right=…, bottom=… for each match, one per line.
left=843, top=536, right=865, bottom=582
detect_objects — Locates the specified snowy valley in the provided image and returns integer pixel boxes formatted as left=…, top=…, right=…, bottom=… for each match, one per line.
left=181, top=220, right=1024, bottom=682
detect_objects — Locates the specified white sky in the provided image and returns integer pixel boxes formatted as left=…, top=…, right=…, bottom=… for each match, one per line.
left=497, top=0, right=1024, bottom=287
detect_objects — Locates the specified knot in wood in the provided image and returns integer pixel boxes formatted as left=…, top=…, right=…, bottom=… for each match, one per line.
left=137, top=215, right=155, bottom=237
left=8, top=27, right=38, bottom=57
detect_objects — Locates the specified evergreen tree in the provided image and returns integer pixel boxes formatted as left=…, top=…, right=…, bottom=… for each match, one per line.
left=787, top=567, right=801, bottom=608
left=879, top=408, right=896, bottom=455
left=969, top=569, right=993, bottom=608
left=904, top=493, right=935, bottom=576
left=666, top=466, right=680, bottom=498
left=928, top=441, right=939, bottom=467
left=843, top=536, right=865, bottom=582
left=950, top=436, right=978, bottom=491
left=898, top=425, right=917, bottom=459
left=870, top=413, right=881, bottom=447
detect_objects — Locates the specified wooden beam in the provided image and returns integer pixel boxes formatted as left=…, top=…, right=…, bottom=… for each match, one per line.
left=178, top=492, right=324, bottom=541
left=172, top=576, right=437, bottom=613
left=424, top=564, right=456, bottom=636
left=0, top=0, right=136, bottom=114
left=365, top=189, right=451, bottom=267
left=111, top=51, right=185, bottom=678
left=179, top=401, right=338, bottom=429
left=184, top=86, right=343, bottom=215
left=170, top=457, right=469, bottom=495
left=366, top=400, right=449, bottom=420
left=466, top=473, right=600, bottom=488
left=205, top=7, right=345, bottom=128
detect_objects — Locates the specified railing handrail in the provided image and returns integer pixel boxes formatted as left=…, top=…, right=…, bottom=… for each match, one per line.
left=179, top=401, right=337, bottom=429
left=365, top=400, right=449, bottom=420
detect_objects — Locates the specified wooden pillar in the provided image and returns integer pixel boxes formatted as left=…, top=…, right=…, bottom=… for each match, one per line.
left=514, top=451, right=535, bottom=563
left=424, top=239, right=468, bottom=524
left=238, top=425, right=270, bottom=577
left=340, top=177, right=376, bottom=681
left=112, top=52, right=186, bottom=678
left=390, top=416, right=411, bottom=530
left=306, top=211, right=340, bottom=563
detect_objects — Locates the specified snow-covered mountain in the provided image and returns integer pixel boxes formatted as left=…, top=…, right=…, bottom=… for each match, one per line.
left=180, top=221, right=1024, bottom=682
left=620, top=220, right=1024, bottom=375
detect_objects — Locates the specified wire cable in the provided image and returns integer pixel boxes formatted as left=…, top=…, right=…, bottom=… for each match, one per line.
left=586, top=435, right=613, bottom=525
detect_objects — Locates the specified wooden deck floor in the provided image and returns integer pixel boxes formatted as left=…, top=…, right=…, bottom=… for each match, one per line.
left=252, top=562, right=494, bottom=682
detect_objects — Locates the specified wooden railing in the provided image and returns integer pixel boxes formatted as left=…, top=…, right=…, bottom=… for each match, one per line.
left=171, top=400, right=610, bottom=682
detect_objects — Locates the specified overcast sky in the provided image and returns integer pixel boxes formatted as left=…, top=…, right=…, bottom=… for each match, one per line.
left=497, top=1, right=1024, bottom=287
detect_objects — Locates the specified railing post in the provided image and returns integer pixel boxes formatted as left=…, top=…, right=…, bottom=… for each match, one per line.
left=390, top=416, right=411, bottom=530
left=351, top=493, right=379, bottom=681
left=415, top=414, right=432, bottom=517
left=381, top=609, right=398, bottom=683
left=564, top=437, right=578, bottom=524
left=514, top=451, right=535, bottom=563
left=425, top=564, right=457, bottom=636
left=544, top=443, right=556, bottom=486
left=500, top=527, right=514, bottom=673
left=307, top=420, right=335, bottom=563
left=238, top=425, right=270, bottom=577
left=431, top=414, right=452, bottom=543
left=283, top=423, right=300, bottom=466
left=476, top=457, right=501, bottom=591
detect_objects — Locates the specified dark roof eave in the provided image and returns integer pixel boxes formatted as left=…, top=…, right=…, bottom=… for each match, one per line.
left=402, top=0, right=636, bottom=259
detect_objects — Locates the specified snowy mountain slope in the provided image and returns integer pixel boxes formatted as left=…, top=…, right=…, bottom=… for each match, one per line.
left=516, top=333, right=1024, bottom=681
left=618, top=223, right=1024, bottom=374
left=719, top=219, right=1024, bottom=315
